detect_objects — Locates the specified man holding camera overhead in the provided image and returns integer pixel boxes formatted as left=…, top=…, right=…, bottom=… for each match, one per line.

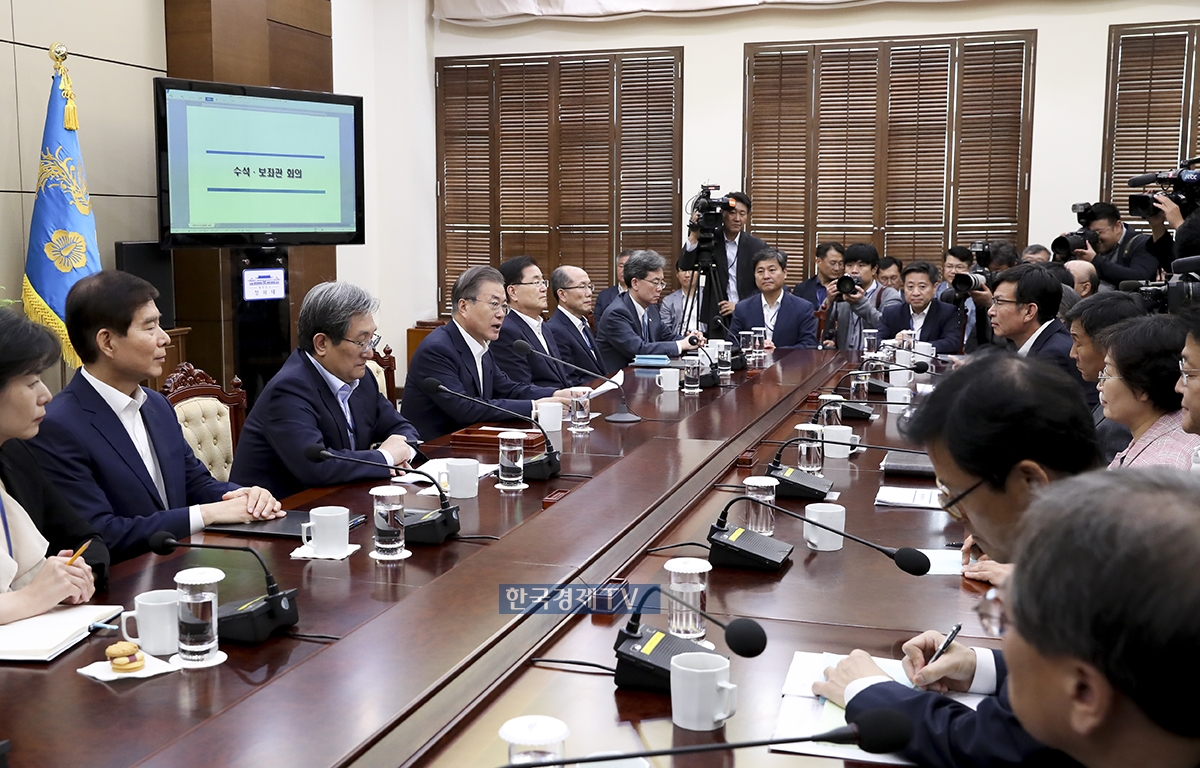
left=1066, top=201, right=1173, bottom=288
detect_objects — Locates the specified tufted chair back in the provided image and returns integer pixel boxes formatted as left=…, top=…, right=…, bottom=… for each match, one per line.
left=161, top=363, right=247, bottom=482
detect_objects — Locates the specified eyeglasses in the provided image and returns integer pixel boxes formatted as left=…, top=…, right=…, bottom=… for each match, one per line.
left=516, top=279, right=549, bottom=289
left=935, top=477, right=986, bottom=522
left=346, top=332, right=382, bottom=352
left=466, top=297, right=510, bottom=316
left=975, top=587, right=1008, bottom=638
left=989, top=297, right=1022, bottom=308
left=1180, top=359, right=1200, bottom=385
left=641, top=278, right=667, bottom=290
left=563, top=283, right=595, bottom=292
left=1097, top=369, right=1122, bottom=386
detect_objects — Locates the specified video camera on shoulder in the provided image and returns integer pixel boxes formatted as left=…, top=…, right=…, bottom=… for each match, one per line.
left=1051, top=203, right=1102, bottom=259
left=1120, top=275, right=1200, bottom=315
left=681, top=185, right=737, bottom=272
left=1127, top=157, right=1200, bottom=220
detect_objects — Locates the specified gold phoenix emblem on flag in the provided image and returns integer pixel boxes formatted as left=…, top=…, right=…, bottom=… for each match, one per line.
left=43, top=230, right=88, bottom=272
left=36, top=146, right=90, bottom=215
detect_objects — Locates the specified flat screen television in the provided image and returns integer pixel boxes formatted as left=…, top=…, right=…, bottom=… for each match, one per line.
left=153, top=78, right=365, bottom=248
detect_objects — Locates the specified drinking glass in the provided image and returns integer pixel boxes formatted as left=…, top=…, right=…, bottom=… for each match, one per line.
left=741, top=476, right=779, bottom=536
left=751, top=327, right=767, bottom=358
left=682, top=355, right=702, bottom=394
left=664, top=557, right=712, bottom=640
left=370, top=485, right=406, bottom=558
left=174, top=567, right=224, bottom=665
left=568, top=388, right=592, bottom=433
left=862, top=329, right=880, bottom=354
left=794, top=423, right=824, bottom=473
left=497, top=431, right=526, bottom=490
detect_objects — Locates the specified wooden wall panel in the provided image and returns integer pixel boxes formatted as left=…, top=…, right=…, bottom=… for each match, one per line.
left=268, top=20, right=333, bottom=91
left=267, top=0, right=333, bottom=36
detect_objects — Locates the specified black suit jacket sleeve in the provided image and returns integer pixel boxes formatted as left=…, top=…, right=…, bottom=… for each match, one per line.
left=1094, top=231, right=1160, bottom=284
left=0, top=440, right=110, bottom=586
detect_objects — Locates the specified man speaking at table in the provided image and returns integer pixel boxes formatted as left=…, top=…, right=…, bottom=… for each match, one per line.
left=813, top=354, right=1100, bottom=768
left=402, top=266, right=571, bottom=441
left=230, top=282, right=422, bottom=499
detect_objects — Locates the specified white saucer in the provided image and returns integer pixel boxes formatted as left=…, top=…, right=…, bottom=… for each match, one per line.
left=369, top=548, right=412, bottom=561
left=169, top=650, right=227, bottom=669
left=495, top=482, right=529, bottom=491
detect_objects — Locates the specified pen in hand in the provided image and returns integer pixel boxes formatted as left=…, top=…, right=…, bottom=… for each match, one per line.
left=927, top=622, right=962, bottom=666
left=65, top=539, right=91, bottom=566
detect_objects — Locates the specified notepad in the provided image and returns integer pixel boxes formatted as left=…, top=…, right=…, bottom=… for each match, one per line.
left=874, top=486, right=942, bottom=509
left=0, top=604, right=122, bottom=661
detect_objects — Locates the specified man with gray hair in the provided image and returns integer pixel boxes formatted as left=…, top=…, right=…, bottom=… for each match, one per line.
left=595, top=249, right=705, bottom=373
left=231, top=281, right=422, bottom=498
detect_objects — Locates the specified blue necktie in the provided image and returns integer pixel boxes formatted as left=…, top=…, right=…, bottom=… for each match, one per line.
left=642, top=313, right=650, bottom=341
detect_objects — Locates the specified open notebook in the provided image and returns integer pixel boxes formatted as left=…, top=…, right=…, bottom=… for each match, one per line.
left=0, top=603, right=122, bottom=662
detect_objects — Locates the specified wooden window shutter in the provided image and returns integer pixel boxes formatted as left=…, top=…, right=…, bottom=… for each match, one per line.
left=497, top=61, right=551, bottom=265
left=558, top=56, right=614, bottom=289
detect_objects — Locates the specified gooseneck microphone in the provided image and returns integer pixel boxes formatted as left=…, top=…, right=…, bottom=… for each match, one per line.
left=148, top=531, right=300, bottom=643
left=831, top=361, right=930, bottom=392
left=302, top=445, right=462, bottom=544
left=418, top=377, right=561, bottom=480
left=510, top=339, right=641, bottom=423
left=496, top=708, right=913, bottom=766
left=715, top=495, right=931, bottom=576
left=614, top=583, right=767, bottom=691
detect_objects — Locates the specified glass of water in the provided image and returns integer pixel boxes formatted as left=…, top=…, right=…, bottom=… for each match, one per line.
left=849, top=371, right=870, bottom=402
left=568, top=388, right=592, bottom=433
left=817, top=393, right=844, bottom=427
left=370, top=485, right=407, bottom=559
left=715, top=340, right=732, bottom=373
left=682, top=355, right=703, bottom=394
left=741, top=476, right=779, bottom=536
left=174, top=567, right=224, bottom=665
left=497, top=431, right=527, bottom=490
left=752, top=327, right=767, bottom=358
left=499, top=715, right=569, bottom=765
left=738, top=330, right=754, bottom=357
left=664, top=557, right=711, bottom=640
left=862, top=329, right=880, bottom=354
left=794, top=423, right=824, bottom=473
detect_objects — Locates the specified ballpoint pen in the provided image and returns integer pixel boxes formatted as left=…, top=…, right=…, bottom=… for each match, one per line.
left=928, top=622, right=962, bottom=666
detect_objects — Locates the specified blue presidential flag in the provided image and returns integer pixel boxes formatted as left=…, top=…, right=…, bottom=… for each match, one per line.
left=23, top=46, right=99, bottom=368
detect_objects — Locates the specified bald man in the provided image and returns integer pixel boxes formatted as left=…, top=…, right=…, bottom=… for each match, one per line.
left=1065, top=260, right=1098, bottom=299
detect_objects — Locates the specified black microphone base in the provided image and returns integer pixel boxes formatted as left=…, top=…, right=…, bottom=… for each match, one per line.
left=765, top=463, right=836, bottom=501
left=840, top=402, right=875, bottom=420
left=217, top=588, right=299, bottom=644
left=404, top=506, right=461, bottom=545
left=707, top=523, right=793, bottom=571
left=614, top=625, right=725, bottom=692
left=605, top=410, right=642, bottom=423
left=523, top=452, right=561, bottom=480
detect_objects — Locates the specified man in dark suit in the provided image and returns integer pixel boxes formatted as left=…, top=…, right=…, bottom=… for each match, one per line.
left=1062, top=293, right=1147, bottom=463
left=1069, top=201, right=1173, bottom=286
left=727, top=247, right=817, bottom=349
left=490, top=256, right=572, bottom=389
left=813, top=354, right=1099, bottom=768
left=230, top=282, right=422, bottom=499
left=401, top=267, right=570, bottom=441
left=595, top=250, right=705, bottom=374
left=679, top=191, right=766, bottom=331
left=987, top=263, right=1096, bottom=407
left=28, top=271, right=281, bottom=562
left=545, top=265, right=606, bottom=387
left=878, top=261, right=963, bottom=355
left=592, top=249, right=633, bottom=324
left=791, top=241, right=844, bottom=309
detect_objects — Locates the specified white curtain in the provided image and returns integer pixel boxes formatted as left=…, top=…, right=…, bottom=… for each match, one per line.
left=434, top=0, right=973, bottom=25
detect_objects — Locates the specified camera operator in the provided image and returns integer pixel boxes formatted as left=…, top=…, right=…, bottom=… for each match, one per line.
left=681, top=191, right=765, bottom=327
left=820, top=243, right=902, bottom=350
left=792, top=241, right=845, bottom=308
left=1069, top=201, right=1172, bottom=287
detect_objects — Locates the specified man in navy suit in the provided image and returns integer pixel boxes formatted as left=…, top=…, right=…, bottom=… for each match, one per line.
left=679, top=191, right=766, bottom=332
left=595, top=250, right=705, bottom=374
left=813, top=354, right=1099, bottom=768
left=988, top=263, right=1096, bottom=408
left=230, top=282, right=422, bottom=499
left=28, top=271, right=281, bottom=562
left=792, top=241, right=845, bottom=309
left=545, top=265, right=606, bottom=387
left=727, top=247, right=817, bottom=349
left=401, top=267, right=570, bottom=441
left=490, top=256, right=572, bottom=389
left=878, top=261, right=964, bottom=355
left=592, top=249, right=633, bottom=324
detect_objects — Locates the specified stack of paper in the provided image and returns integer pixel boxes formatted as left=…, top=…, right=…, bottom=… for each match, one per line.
left=874, top=486, right=942, bottom=509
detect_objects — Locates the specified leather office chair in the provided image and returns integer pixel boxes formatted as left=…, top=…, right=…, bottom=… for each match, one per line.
left=367, top=344, right=398, bottom=408
left=160, top=363, right=247, bottom=483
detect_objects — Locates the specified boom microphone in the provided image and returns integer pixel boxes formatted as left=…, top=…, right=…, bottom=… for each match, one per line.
left=495, top=708, right=912, bottom=765
left=302, top=444, right=461, bottom=544
left=510, top=339, right=641, bottom=422
left=147, top=531, right=299, bottom=643
left=418, top=377, right=561, bottom=479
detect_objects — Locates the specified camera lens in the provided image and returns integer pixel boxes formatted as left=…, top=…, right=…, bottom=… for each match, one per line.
left=952, top=273, right=986, bottom=292
left=836, top=275, right=857, bottom=295
left=1052, top=232, right=1084, bottom=258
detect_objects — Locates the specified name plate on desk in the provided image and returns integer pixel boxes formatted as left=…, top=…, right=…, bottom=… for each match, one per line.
left=449, top=426, right=546, bottom=453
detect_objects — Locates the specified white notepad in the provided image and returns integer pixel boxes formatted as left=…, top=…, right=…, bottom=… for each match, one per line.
left=0, top=604, right=122, bottom=661
left=874, top=486, right=942, bottom=509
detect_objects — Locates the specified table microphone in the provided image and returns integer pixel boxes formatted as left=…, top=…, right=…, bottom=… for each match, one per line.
left=709, top=315, right=748, bottom=369
left=496, top=708, right=913, bottom=766
left=301, top=445, right=461, bottom=544
left=713, top=495, right=931, bottom=576
left=147, top=531, right=299, bottom=643
left=418, top=377, right=561, bottom=480
left=614, top=584, right=767, bottom=692
left=510, top=339, right=641, bottom=422
left=832, top=362, right=930, bottom=394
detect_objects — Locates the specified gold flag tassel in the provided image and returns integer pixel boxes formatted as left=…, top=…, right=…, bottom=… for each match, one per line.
left=49, top=43, right=78, bottom=131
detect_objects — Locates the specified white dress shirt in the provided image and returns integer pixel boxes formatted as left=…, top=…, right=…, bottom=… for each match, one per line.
left=1016, top=320, right=1055, bottom=357
left=842, top=647, right=1000, bottom=705
left=453, top=319, right=539, bottom=409
left=305, top=353, right=396, bottom=466
left=513, top=310, right=551, bottom=353
left=910, top=306, right=929, bottom=338
left=724, top=233, right=741, bottom=304
left=761, top=292, right=783, bottom=341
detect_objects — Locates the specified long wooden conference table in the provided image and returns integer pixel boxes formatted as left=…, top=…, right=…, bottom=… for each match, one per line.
left=0, top=349, right=994, bottom=768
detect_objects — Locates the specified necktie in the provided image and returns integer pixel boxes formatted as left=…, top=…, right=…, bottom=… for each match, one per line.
left=642, top=313, right=650, bottom=341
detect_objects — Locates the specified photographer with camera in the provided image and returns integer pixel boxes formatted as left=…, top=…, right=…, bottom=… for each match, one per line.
left=681, top=190, right=765, bottom=331
left=792, top=241, right=845, bottom=308
left=1062, top=202, right=1171, bottom=288
left=819, top=243, right=902, bottom=350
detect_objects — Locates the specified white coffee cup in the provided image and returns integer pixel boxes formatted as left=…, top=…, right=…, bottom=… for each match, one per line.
left=656, top=367, right=680, bottom=392
left=887, top=386, right=913, bottom=413
left=914, top=341, right=936, bottom=361
left=301, top=505, right=350, bottom=557
left=891, top=348, right=914, bottom=386
left=804, top=502, right=846, bottom=551
left=536, top=401, right=563, bottom=432
left=120, top=589, right=179, bottom=656
left=823, top=424, right=859, bottom=459
left=670, top=651, right=738, bottom=731
left=446, top=458, right=480, bottom=499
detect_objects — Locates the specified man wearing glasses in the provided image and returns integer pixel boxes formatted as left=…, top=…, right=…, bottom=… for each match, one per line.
left=1068, top=201, right=1170, bottom=288
left=231, top=282, right=423, bottom=498
left=491, top=256, right=573, bottom=389
left=812, top=354, right=1099, bottom=768
left=545, top=265, right=606, bottom=387
left=402, top=267, right=571, bottom=441
left=595, top=250, right=705, bottom=374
